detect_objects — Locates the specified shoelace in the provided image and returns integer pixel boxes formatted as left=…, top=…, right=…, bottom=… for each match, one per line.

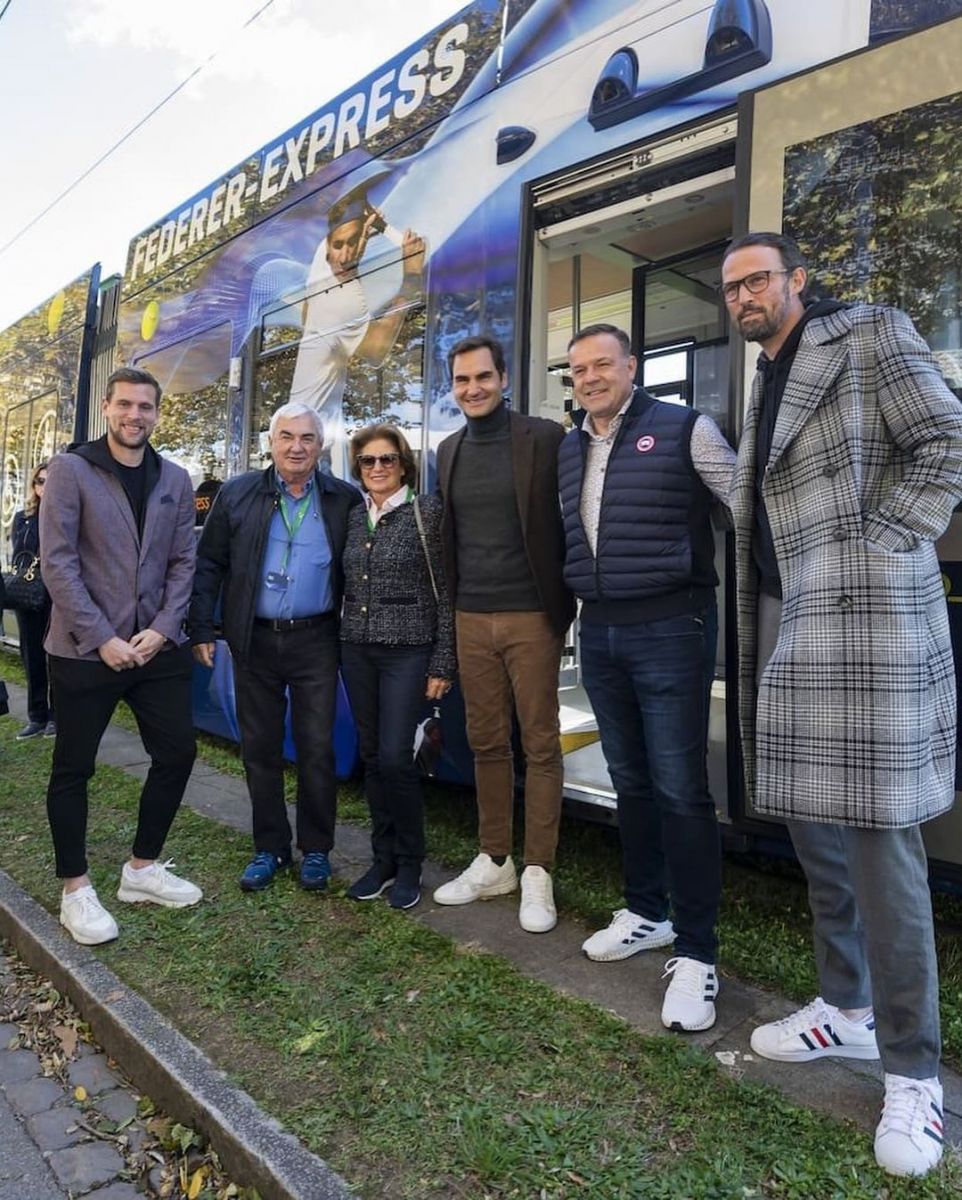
left=881, top=1082, right=930, bottom=1142
left=70, top=891, right=107, bottom=917
left=770, top=997, right=832, bottom=1034
left=523, top=872, right=550, bottom=901
left=250, top=851, right=279, bottom=868
left=662, top=957, right=710, bottom=996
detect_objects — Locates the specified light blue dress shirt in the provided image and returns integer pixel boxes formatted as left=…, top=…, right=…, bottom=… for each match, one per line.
left=255, top=473, right=333, bottom=619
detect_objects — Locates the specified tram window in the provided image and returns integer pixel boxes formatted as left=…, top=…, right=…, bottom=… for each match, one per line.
left=251, top=300, right=425, bottom=479
left=134, top=323, right=231, bottom=485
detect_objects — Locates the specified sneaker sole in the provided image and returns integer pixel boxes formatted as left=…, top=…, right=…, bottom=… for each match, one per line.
left=433, top=879, right=518, bottom=905
left=389, top=892, right=422, bottom=910
left=60, top=915, right=118, bottom=945
left=520, top=914, right=558, bottom=933
left=749, top=1036, right=880, bottom=1063
left=15, top=733, right=44, bottom=741
left=299, top=878, right=330, bottom=892
left=116, top=887, right=201, bottom=908
left=583, top=930, right=676, bottom=961
left=663, top=1009, right=717, bottom=1033
left=348, top=878, right=396, bottom=901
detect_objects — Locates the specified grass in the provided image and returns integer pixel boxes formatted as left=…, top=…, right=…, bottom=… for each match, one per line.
left=0, top=712, right=960, bottom=1197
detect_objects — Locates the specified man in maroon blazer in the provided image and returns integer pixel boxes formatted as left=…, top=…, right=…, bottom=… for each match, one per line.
left=41, top=366, right=201, bottom=946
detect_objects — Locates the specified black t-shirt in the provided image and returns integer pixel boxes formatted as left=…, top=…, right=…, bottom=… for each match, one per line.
left=112, top=458, right=149, bottom=535
left=753, top=298, right=847, bottom=596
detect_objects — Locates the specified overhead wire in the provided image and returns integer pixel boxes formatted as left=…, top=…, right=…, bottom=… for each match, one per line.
left=0, top=0, right=278, bottom=259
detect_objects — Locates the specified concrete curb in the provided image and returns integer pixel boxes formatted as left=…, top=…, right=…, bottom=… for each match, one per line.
left=0, top=869, right=353, bottom=1200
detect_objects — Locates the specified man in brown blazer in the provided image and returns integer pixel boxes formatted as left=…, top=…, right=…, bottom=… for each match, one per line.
left=41, top=366, right=201, bottom=946
left=432, top=335, right=574, bottom=932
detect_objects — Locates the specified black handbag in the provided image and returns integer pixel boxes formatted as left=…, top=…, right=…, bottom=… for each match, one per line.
left=2, top=551, right=47, bottom=612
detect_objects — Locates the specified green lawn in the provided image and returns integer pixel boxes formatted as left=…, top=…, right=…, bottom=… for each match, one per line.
left=0, top=710, right=959, bottom=1198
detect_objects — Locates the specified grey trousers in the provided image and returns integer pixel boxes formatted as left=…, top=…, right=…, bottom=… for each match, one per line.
left=756, top=592, right=941, bottom=1078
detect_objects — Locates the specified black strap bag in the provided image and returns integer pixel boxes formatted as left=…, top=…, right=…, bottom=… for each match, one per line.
left=2, top=551, right=47, bottom=612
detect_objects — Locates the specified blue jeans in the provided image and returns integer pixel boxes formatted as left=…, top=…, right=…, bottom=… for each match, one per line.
left=340, top=642, right=431, bottom=866
left=580, top=607, right=720, bottom=963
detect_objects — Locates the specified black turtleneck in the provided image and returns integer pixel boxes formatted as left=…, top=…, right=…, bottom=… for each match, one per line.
left=753, top=298, right=847, bottom=596
left=448, top=402, right=542, bottom=612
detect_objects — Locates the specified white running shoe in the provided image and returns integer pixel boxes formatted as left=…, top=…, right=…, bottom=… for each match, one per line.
left=433, top=853, right=517, bottom=905
left=60, top=886, right=119, bottom=946
left=875, top=1074, right=944, bottom=1177
left=661, top=957, right=718, bottom=1031
left=581, top=908, right=675, bottom=962
left=750, top=997, right=879, bottom=1063
left=116, top=860, right=202, bottom=908
left=519, top=866, right=557, bottom=933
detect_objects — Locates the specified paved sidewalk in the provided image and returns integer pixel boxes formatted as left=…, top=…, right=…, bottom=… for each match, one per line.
left=0, top=948, right=140, bottom=1200
left=3, top=679, right=961, bottom=1156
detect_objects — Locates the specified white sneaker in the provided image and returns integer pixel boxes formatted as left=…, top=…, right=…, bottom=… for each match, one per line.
left=433, top=853, right=517, bottom=905
left=875, top=1074, right=944, bottom=1177
left=750, top=997, right=879, bottom=1063
left=661, top=957, right=718, bottom=1031
left=116, top=860, right=202, bottom=908
left=519, top=866, right=557, bottom=933
left=60, top=886, right=119, bottom=946
left=581, top=908, right=675, bottom=962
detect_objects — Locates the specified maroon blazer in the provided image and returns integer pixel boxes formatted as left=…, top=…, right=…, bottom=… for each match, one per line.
left=41, top=438, right=196, bottom=660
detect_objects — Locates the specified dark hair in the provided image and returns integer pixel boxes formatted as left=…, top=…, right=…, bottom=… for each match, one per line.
left=25, top=459, right=49, bottom=516
left=105, top=366, right=162, bottom=408
left=722, top=232, right=810, bottom=296
left=350, top=422, right=418, bottom=489
left=447, top=335, right=507, bottom=379
left=567, top=324, right=632, bottom=355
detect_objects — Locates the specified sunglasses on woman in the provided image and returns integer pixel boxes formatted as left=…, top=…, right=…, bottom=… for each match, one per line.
left=357, top=453, right=400, bottom=469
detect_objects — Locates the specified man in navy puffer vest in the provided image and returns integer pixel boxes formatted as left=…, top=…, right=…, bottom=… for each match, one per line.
left=559, top=324, right=734, bottom=1032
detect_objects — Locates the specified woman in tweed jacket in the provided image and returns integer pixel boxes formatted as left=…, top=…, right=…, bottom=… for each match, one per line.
left=340, top=423, right=455, bottom=910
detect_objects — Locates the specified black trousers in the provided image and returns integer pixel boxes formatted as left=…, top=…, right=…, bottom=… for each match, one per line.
left=232, top=621, right=339, bottom=855
left=340, top=642, right=430, bottom=867
left=17, top=605, right=51, bottom=724
left=47, top=645, right=196, bottom=878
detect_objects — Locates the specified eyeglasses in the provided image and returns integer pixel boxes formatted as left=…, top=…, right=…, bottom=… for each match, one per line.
left=719, top=269, right=789, bottom=303
left=357, top=453, right=400, bottom=469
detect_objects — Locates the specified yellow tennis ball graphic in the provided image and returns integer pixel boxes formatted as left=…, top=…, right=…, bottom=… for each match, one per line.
left=141, top=300, right=161, bottom=341
left=47, top=290, right=66, bottom=336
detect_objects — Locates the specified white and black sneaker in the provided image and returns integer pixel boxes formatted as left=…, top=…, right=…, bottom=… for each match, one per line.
left=750, top=997, right=879, bottom=1063
left=581, top=908, right=675, bottom=962
left=875, top=1074, right=944, bottom=1177
left=661, top=957, right=718, bottom=1031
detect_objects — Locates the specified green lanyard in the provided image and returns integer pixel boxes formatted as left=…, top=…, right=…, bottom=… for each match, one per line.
left=278, top=491, right=313, bottom=574
left=365, top=486, right=414, bottom=533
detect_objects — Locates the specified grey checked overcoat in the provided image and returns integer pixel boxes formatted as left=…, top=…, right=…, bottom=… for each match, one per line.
left=730, top=304, right=962, bottom=828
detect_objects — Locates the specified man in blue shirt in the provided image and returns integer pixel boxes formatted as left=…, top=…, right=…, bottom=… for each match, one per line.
left=190, top=403, right=361, bottom=891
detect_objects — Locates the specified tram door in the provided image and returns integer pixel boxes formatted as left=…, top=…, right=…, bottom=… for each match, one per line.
left=527, top=116, right=737, bottom=815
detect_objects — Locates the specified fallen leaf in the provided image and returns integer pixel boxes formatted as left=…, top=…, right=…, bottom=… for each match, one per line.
left=405, top=989, right=420, bottom=1003
left=52, top=1024, right=78, bottom=1058
left=74, top=1086, right=88, bottom=1102
left=188, top=1166, right=207, bottom=1198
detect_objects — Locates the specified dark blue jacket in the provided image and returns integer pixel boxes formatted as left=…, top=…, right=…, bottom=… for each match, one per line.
left=559, top=389, right=717, bottom=623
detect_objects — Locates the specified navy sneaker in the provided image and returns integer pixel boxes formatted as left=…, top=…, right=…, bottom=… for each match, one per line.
left=240, top=850, right=292, bottom=892
left=389, top=863, right=422, bottom=911
left=300, top=851, right=332, bottom=892
left=346, top=862, right=396, bottom=901
left=16, top=721, right=45, bottom=741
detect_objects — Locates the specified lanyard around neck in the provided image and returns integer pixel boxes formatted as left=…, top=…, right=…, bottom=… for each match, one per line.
left=278, top=490, right=312, bottom=573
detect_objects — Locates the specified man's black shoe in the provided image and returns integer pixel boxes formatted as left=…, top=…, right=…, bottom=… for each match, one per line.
left=346, top=861, right=396, bottom=901
left=389, top=864, right=422, bottom=910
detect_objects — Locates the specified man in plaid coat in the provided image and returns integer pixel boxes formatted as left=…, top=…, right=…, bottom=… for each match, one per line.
left=724, top=232, right=962, bottom=1179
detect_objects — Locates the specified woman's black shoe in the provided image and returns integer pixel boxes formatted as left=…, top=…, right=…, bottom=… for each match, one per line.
left=388, top=864, right=422, bottom=910
left=346, top=862, right=396, bottom=901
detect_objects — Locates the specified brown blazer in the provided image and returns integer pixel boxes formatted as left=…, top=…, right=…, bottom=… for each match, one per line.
left=436, top=408, right=574, bottom=637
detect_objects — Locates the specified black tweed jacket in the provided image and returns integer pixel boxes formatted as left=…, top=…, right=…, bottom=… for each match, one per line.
left=340, top=493, right=456, bottom=680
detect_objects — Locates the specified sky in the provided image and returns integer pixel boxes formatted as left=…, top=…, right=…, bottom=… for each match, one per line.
left=0, top=0, right=459, bottom=331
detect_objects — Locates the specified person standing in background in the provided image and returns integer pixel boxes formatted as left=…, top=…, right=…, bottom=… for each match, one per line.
left=11, top=461, right=54, bottom=740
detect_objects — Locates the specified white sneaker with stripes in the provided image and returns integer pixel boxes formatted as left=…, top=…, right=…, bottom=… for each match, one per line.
left=875, top=1074, right=944, bottom=1177
left=661, top=957, right=718, bottom=1031
left=750, top=997, right=879, bottom=1062
left=581, top=908, right=675, bottom=961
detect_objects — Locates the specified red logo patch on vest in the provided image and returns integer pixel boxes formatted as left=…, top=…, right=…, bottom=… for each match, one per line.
left=636, top=435, right=656, bottom=453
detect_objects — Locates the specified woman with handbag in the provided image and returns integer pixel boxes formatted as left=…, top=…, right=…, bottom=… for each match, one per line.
left=340, top=423, right=455, bottom=910
left=10, top=461, right=54, bottom=739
